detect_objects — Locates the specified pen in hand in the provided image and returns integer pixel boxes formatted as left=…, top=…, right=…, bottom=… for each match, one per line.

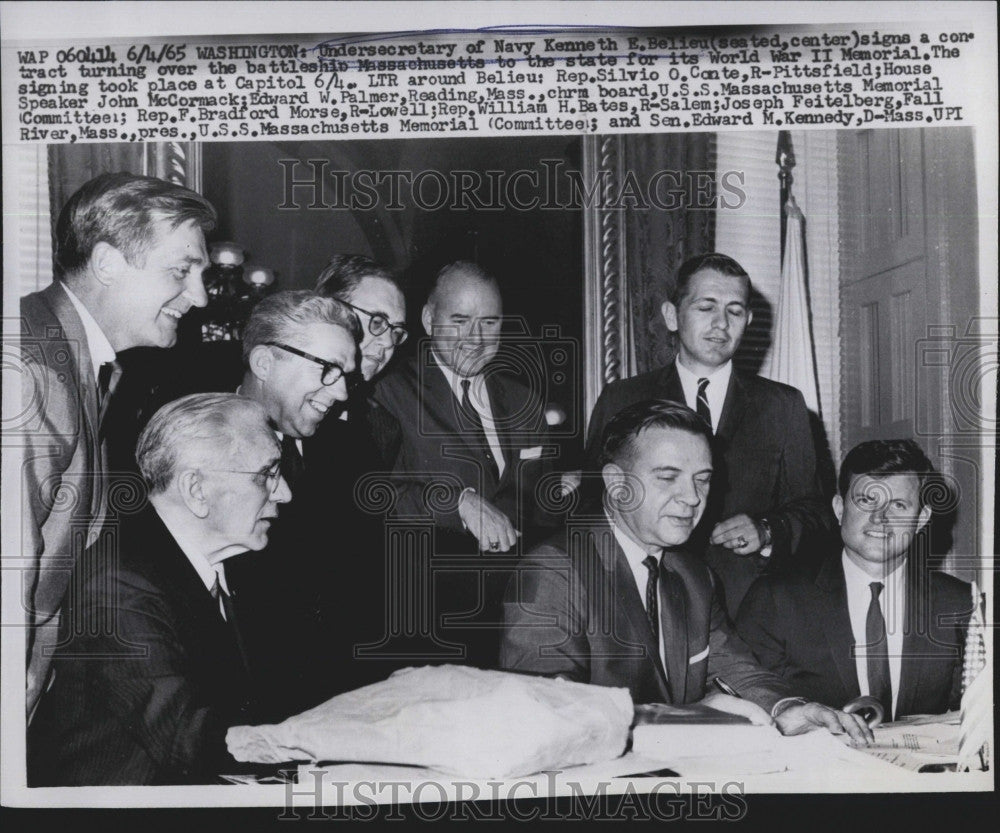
left=712, top=676, right=776, bottom=726
left=713, top=677, right=740, bottom=698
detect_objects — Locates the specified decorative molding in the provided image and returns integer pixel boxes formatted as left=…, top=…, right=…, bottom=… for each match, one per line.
left=144, top=142, right=203, bottom=192
left=581, top=135, right=629, bottom=431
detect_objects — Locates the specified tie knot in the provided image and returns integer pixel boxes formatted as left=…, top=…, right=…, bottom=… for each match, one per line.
left=697, top=377, right=709, bottom=393
left=870, top=581, right=884, bottom=599
left=210, top=574, right=221, bottom=600
left=461, top=378, right=471, bottom=393
left=642, top=554, right=660, bottom=576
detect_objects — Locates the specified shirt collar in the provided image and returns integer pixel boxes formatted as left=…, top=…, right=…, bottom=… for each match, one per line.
left=675, top=356, right=732, bottom=395
left=608, top=513, right=659, bottom=570
left=61, top=283, right=116, bottom=380
left=433, top=351, right=486, bottom=401
left=158, top=508, right=235, bottom=596
left=841, top=549, right=906, bottom=597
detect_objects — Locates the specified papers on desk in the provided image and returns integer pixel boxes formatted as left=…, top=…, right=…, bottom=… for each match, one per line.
left=845, top=712, right=961, bottom=772
left=632, top=703, right=781, bottom=764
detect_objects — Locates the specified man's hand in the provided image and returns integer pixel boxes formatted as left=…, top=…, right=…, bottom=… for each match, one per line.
left=700, top=692, right=774, bottom=726
left=458, top=490, right=519, bottom=552
left=710, top=514, right=762, bottom=555
left=774, top=701, right=874, bottom=745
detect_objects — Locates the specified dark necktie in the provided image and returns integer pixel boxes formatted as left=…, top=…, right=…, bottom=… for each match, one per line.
left=866, top=581, right=893, bottom=720
left=460, top=378, right=499, bottom=481
left=97, top=360, right=122, bottom=440
left=696, top=377, right=712, bottom=431
left=211, top=573, right=250, bottom=671
left=280, top=434, right=304, bottom=490
left=642, top=554, right=660, bottom=643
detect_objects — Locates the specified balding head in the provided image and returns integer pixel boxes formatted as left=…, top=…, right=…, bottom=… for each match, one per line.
left=422, top=261, right=503, bottom=377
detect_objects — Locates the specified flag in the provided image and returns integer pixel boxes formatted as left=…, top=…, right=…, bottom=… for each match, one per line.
left=761, top=196, right=821, bottom=414
left=958, top=581, right=991, bottom=771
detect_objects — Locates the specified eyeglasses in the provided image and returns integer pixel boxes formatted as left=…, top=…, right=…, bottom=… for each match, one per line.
left=264, top=342, right=347, bottom=386
left=341, top=301, right=409, bottom=346
left=210, top=461, right=283, bottom=495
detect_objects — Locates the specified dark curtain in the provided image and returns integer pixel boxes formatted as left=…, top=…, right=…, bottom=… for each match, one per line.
left=621, top=133, right=716, bottom=375
left=48, top=143, right=146, bottom=263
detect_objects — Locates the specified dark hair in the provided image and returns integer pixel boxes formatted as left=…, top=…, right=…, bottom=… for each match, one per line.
left=670, top=252, right=752, bottom=306
left=55, top=172, right=216, bottom=279
left=426, top=261, right=497, bottom=306
left=838, top=439, right=937, bottom=508
left=315, top=253, right=401, bottom=300
left=599, top=399, right=713, bottom=468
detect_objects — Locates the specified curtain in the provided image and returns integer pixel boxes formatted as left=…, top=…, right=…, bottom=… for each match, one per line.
left=621, top=133, right=716, bottom=376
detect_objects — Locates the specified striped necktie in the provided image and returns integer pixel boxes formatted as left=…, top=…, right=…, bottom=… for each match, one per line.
left=696, top=377, right=712, bottom=431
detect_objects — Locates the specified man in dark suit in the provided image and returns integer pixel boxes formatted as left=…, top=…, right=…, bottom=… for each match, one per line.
left=502, top=400, right=872, bottom=743
left=309, top=255, right=411, bottom=692
left=737, top=440, right=970, bottom=721
left=584, top=253, right=833, bottom=619
left=16, top=172, right=216, bottom=716
left=311, top=254, right=407, bottom=516
left=375, top=261, right=553, bottom=552
left=223, top=291, right=361, bottom=715
left=28, top=393, right=291, bottom=785
left=373, top=261, right=554, bottom=667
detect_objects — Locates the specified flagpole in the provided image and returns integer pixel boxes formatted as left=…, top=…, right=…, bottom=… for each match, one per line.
left=776, top=130, right=795, bottom=264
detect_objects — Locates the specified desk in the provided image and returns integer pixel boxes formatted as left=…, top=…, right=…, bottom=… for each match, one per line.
left=222, top=725, right=990, bottom=801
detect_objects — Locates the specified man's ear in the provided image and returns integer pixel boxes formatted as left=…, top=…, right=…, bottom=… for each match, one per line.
left=832, top=494, right=844, bottom=525
left=661, top=300, right=678, bottom=333
left=421, top=303, right=434, bottom=337
left=177, top=469, right=210, bottom=519
left=89, top=241, right=129, bottom=287
left=602, top=462, right=625, bottom=502
left=247, top=344, right=273, bottom=382
left=916, top=504, right=932, bottom=533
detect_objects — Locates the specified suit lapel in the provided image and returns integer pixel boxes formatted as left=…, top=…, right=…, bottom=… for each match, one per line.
left=816, top=555, right=862, bottom=699
left=716, top=370, right=749, bottom=443
left=659, top=364, right=686, bottom=405
left=424, top=352, right=501, bottom=491
left=43, top=283, right=101, bottom=444
left=484, top=371, right=511, bottom=485
left=658, top=555, right=690, bottom=703
left=596, top=526, right=672, bottom=703
left=143, top=511, right=253, bottom=679
left=896, top=568, right=927, bottom=719
left=44, top=283, right=106, bottom=522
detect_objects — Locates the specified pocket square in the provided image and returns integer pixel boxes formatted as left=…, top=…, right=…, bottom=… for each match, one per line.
left=688, top=645, right=709, bottom=665
left=519, top=446, right=543, bottom=460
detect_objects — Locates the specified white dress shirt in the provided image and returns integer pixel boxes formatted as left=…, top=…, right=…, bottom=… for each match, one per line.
left=675, top=357, right=732, bottom=433
left=611, top=518, right=666, bottom=673
left=61, top=283, right=116, bottom=381
left=434, top=358, right=506, bottom=479
left=842, top=551, right=905, bottom=718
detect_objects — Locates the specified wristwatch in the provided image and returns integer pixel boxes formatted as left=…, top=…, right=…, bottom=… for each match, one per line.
left=757, top=517, right=773, bottom=558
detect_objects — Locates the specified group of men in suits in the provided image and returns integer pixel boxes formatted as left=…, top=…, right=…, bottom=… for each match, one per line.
left=18, top=173, right=969, bottom=786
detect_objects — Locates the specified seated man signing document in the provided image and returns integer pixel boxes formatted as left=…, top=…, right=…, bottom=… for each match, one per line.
left=501, top=400, right=872, bottom=744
